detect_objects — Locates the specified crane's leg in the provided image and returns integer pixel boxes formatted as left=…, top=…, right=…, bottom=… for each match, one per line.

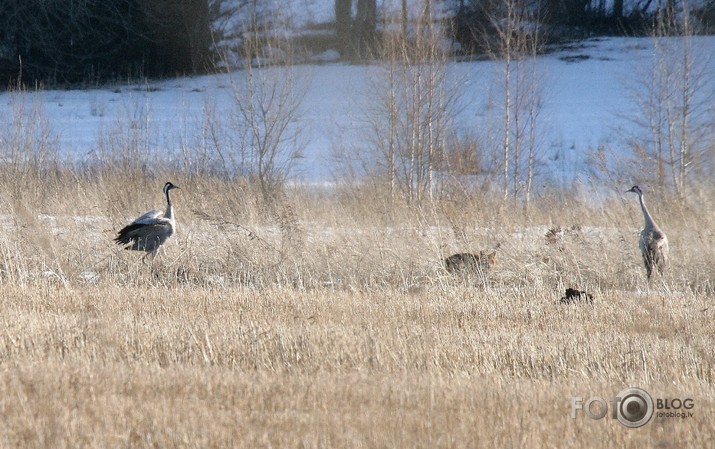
left=142, top=250, right=159, bottom=266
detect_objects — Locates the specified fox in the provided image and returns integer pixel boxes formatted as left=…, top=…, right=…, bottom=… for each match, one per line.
left=444, top=250, right=497, bottom=274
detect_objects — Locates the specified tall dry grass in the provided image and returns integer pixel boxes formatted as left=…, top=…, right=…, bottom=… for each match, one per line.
left=0, top=284, right=711, bottom=448
left=0, top=167, right=711, bottom=293
left=0, top=167, right=710, bottom=447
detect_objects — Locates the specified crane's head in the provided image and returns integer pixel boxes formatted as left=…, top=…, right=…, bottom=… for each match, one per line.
left=626, top=185, right=642, bottom=195
left=163, top=182, right=180, bottom=195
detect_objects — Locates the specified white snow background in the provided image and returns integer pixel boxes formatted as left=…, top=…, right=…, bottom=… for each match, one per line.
left=0, top=5, right=713, bottom=187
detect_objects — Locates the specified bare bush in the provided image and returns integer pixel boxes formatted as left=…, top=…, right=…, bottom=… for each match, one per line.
left=213, top=27, right=310, bottom=201
left=0, top=86, right=60, bottom=203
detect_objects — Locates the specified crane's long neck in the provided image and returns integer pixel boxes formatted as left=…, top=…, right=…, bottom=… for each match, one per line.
left=164, top=189, right=174, bottom=220
left=638, top=192, right=656, bottom=229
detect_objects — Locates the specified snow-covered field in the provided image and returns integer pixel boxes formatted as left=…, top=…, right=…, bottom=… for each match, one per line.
left=1, top=36, right=713, bottom=183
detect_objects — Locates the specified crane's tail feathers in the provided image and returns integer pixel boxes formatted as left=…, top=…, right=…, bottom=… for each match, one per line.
left=115, top=223, right=141, bottom=245
left=114, top=234, right=133, bottom=246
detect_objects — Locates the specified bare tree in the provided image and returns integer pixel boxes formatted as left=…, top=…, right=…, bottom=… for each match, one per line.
left=362, top=0, right=460, bottom=205
left=483, top=0, right=545, bottom=204
left=624, top=2, right=715, bottom=200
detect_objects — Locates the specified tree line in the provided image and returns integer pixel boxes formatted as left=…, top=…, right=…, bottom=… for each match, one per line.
left=0, top=0, right=212, bottom=86
left=1, top=0, right=713, bottom=87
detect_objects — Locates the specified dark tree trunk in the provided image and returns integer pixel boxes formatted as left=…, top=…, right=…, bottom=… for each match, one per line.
left=335, top=0, right=352, bottom=55
left=355, top=0, right=376, bottom=57
left=613, top=0, right=624, bottom=18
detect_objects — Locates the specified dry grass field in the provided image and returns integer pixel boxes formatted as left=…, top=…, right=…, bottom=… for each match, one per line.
left=0, top=173, right=712, bottom=448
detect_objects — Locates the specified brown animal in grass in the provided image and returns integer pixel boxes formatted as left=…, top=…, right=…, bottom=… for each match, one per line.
left=444, top=251, right=497, bottom=274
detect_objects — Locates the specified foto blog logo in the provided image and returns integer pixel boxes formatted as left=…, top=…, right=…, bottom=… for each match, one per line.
left=570, top=387, right=695, bottom=428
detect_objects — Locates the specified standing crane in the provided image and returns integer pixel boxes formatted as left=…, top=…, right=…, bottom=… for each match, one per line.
left=115, top=182, right=180, bottom=259
left=627, top=185, right=669, bottom=279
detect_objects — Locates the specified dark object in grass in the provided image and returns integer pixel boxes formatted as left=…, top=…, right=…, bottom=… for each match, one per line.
left=559, top=287, right=594, bottom=305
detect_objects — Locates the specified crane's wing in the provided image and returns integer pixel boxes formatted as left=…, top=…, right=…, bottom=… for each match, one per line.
left=655, top=234, right=669, bottom=264
left=640, top=229, right=668, bottom=276
left=115, top=217, right=173, bottom=252
left=132, top=209, right=163, bottom=224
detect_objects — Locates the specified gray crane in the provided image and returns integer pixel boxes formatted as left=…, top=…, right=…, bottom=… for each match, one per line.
left=115, top=182, right=179, bottom=258
left=627, top=185, right=669, bottom=279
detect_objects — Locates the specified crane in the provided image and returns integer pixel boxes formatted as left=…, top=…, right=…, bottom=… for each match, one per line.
left=115, top=182, right=179, bottom=259
left=627, top=185, right=669, bottom=279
